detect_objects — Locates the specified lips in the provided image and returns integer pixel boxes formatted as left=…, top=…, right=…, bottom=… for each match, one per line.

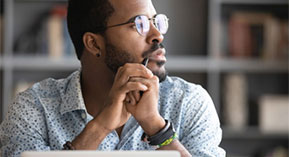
left=148, top=48, right=166, bottom=62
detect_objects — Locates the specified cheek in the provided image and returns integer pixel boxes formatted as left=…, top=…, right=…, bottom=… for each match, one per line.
left=106, top=27, right=147, bottom=55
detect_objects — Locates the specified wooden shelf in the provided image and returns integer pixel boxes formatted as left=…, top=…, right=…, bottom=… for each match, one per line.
left=166, top=56, right=288, bottom=73
left=0, top=55, right=287, bottom=73
left=15, top=0, right=67, bottom=2
left=220, top=0, right=288, bottom=5
left=222, top=126, right=289, bottom=140
left=1, top=56, right=80, bottom=70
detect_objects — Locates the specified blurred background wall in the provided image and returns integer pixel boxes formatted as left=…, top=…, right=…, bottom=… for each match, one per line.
left=0, top=0, right=288, bottom=156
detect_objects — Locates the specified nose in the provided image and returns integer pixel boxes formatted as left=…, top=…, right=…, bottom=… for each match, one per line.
left=146, top=22, right=164, bottom=45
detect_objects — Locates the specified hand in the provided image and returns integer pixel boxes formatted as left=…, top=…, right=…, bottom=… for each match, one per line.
left=125, top=75, right=166, bottom=136
left=94, top=63, right=154, bottom=133
left=71, top=63, right=153, bottom=150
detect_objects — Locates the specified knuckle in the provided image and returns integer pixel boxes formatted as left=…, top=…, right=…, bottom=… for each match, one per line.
left=128, top=77, right=136, bottom=82
left=118, top=66, right=124, bottom=71
left=147, top=69, right=153, bottom=75
left=124, top=63, right=132, bottom=68
left=153, top=76, right=159, bottom=82
left=118, top=85, right=125, bottom=93
left=144, top=69, right=152, bottom=76
left=125, top=82, right=133, bottom=88
left=117, top=66, right=124, bottom=74
left=135, top=82, right=143, bottom=87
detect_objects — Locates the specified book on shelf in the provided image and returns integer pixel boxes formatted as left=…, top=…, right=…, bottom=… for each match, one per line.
left=259, top=95, right=289, bottom=134
left=223, top=73, right=248, bottom=130
left=0, top=0, right=2, bottom=53
left=276, top=21, right=288, bottom=59
left=0, top=15, right=3, bottom=53
left=14, top=5, right=75, bottom=58
left=47, top=5, right=74, bottom=59
left=256, top=146, right=288, bottom=157
left=228, top=11, right=288, bottom=60
left=0, top=0, right=3, bottom=53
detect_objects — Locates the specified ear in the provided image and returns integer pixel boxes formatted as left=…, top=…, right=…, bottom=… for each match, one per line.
left=83, top=32, right=104, bottom=57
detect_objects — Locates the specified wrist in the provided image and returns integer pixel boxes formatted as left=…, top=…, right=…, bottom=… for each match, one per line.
left=139, top=115, right=166, bottom=136
left=141, top=120, right=177, bottom=149
left=93, top=116, right=114, bottom=134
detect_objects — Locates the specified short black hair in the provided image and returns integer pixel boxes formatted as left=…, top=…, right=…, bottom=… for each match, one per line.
left=67, top=0, right=114, bottom=60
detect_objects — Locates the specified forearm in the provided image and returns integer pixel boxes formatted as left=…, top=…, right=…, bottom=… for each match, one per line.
left=71, top=119, right=110, bottom=150
left=157, top=140, right=192, bottom=157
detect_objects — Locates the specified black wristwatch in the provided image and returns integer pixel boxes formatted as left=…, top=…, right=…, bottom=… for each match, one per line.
left=141, top=119, right=177, bottom=148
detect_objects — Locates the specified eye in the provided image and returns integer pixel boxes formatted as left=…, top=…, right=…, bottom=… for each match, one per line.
left=130, top=24, right=136, bottom=28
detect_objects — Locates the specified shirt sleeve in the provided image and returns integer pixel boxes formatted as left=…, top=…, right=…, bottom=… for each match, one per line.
left=0, top=89, right=50, bottom=157
left=180, top=85, right=226, bottom=156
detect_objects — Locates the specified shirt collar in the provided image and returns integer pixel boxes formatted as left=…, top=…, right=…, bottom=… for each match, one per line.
left=60, top=70, right=87, bottom=115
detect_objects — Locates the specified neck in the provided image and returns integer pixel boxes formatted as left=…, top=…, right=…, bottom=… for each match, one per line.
left=80, top=55, right=115, bottom=117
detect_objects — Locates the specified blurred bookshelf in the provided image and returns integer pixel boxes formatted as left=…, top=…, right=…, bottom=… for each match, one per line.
left=0, top=0, right=4, bottom=127
left=1, top=0, right=289, bottom=156
left=0, top=0, right=3, bottom=55
left=208, top=0, right=289, bottom=156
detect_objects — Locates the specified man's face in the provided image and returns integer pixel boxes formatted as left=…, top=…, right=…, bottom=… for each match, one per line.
left=103, top=0, right=167, bottom=82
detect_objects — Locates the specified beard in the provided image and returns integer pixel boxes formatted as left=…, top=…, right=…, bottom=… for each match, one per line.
left=104, top=42, right=168, bottom=82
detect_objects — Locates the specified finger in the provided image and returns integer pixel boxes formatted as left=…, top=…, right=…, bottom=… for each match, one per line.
left=129, top=92, right=137, bottom=105
left=124, top=93, right=136, bottom=105
left=128, top=77, right=152, bottom=88
left=116, top=63, right=153, bottom=85
left=124, top=63, right=153, bottom=77
left=119, top=82, right=148, bottom=94
left=125, top=97, right=137, bottom=113
left=128, top=76, right=159, bottom=95
left=130, top=75, right=159, bottom=85
left=133, top=90, right=140, bottom=102
left=124, top=95, right=131, bottom=104
left=115, top=82, right=148, bottom=105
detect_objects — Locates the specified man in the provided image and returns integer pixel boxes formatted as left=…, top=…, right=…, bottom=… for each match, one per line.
left=0, top=0, right=225, bottom=156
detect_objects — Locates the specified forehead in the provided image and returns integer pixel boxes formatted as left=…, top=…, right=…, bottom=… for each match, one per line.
left=108, top=0, right=157, bottom=23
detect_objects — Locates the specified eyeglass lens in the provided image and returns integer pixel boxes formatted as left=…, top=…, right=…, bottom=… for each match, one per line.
left=134, top=14, right=168, bottom=35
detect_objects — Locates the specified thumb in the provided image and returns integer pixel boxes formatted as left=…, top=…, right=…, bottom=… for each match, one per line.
left=125, top=99, right=137, bottom=114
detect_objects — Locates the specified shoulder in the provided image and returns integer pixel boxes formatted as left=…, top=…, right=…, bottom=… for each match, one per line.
left=159, top=76, right=213, bottom=118
left=31, top=76, right=67, bottom=99
left=160, top=76, right=209, bottom=102
left=13, top=71, right=78, bottom=113
left=159, top=76, right=217, bottom=123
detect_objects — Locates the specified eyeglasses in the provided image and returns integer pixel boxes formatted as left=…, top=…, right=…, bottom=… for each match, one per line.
left=106, top=14, right=169, bottom=36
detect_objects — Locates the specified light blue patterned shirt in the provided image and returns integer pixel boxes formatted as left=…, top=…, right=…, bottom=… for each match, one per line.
left=0, top=70, right=225, bottom=156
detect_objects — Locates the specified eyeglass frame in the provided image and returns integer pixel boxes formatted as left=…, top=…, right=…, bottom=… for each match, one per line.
left=105, top=14, right=169, bottom=36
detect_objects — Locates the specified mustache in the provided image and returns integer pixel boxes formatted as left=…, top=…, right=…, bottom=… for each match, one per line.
left=142, top=41, right=164, bottom=58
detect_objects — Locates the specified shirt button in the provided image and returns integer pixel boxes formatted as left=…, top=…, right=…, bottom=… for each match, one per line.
left=81, top=113, right=86, bottom=119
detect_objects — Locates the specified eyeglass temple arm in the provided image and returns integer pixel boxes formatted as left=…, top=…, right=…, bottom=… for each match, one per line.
left=106, top=18, right=135, bottom=28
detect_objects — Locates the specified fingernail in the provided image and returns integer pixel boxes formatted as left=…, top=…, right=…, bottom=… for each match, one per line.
left=142, top=85, right=148, bottom=90
left=148, top=70, right=153, bottom=77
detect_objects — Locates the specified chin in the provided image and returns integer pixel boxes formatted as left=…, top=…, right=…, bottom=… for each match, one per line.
left=152, top=66, right=168, bottom=83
